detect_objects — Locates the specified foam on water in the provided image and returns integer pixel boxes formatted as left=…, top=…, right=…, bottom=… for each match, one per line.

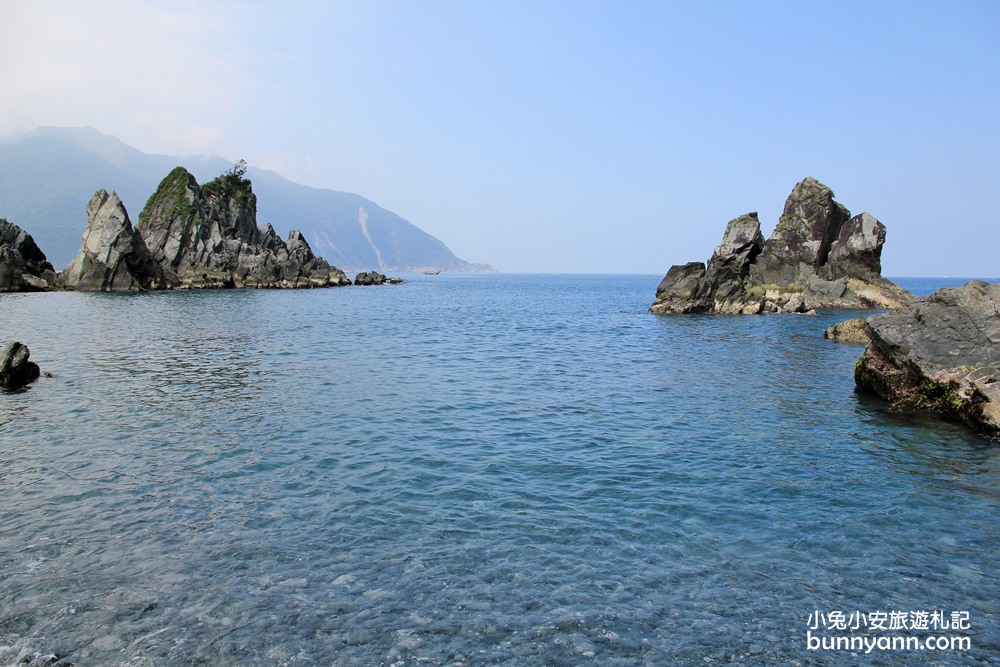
left=0, top=275, right=997, bottom=665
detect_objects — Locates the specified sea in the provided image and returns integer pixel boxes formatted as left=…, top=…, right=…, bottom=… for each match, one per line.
left=0, top=274, right=997, bottom=666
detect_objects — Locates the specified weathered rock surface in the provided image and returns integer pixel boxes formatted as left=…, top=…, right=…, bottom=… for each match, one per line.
left=130, top=166, right=350, bottom=289
left=650, top=178, right=912, bottom=314
left=52, top=166, right=350, bottom=292
left=824, top=318, right=869, bottom=344
left=61, top=190, right=164, bottom=291
left=354, top=271, right=388, bottom=286
left=0, top=341, right=40, bottom=389
left=0, top=220, right=59, bottom=292
left=855, top=280, right=1000, bottom=435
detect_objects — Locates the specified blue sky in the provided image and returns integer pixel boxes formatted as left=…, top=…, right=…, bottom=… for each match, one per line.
left=1, top=0, right=997, bottom=275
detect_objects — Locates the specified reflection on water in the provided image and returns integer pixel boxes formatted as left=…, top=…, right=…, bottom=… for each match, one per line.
left=0, top=276, right=997, bottom=665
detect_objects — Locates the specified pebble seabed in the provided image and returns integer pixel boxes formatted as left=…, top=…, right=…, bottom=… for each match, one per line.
left=0, top=275, right=997, bottom=665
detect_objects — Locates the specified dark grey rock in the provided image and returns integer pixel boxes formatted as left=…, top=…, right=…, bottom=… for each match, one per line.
left=855, top=280, right=1000, bottom=434
left=706, top=213, right=766, bottom=304
left=651, top=262, right=712, bottom=313
left=0, top=220, right=58, bottom=292
left=0, top=342, right=40, bottom=389
left=651, top=214, right=765, bottom=314
left=823, top=212, right=887, bottom=283
left=354, top=271, right=388, bottom=286
left=750, top=177, right=851, bottom=286
left=650, top=178, right=912, bottom=314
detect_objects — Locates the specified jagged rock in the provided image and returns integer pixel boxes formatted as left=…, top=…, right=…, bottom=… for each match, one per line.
left=652, top=262, right=712, bottom=313
left=855, top=280, right=1000, bottom=435
left=61, top=190, right=164, bottom=291
left=134, top=166, right=350, bottom=289
left=0, top=220, right=59, bottom=292
left=0, top=341, right=40, bottom=389
left=354, top=271, right=388, bottom=286
left=652, top=215, right=767, bottom=314
left=650, top=178, right=912, bottom=314
left=824, top=212, right=886, bottom=282
left=824, top=318, right=868, bottom=344
left=710, top=213, right=766, bottom=273
left=750, top=177, right=851, bottom=286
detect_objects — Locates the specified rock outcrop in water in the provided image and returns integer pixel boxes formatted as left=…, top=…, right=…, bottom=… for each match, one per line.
left=0, top=341, right=40, bottom=389
left=855, top=280, right=1000, bottom=435
left=134, top=166, right=351, bottom=289
left=0, top=220, right=59, bottom=292
left=650, top=178, right=912, bottom=314
left=824, top=318, right=869, bottom=344
left=55, top=164, right=352, bottom=291
left=354, top=271, right=388, bottom=286
left=61, top=190, right=165, bottom=291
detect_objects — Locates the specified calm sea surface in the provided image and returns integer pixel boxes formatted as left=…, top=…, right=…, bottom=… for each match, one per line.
left=1, top=275, right=997, bottom=666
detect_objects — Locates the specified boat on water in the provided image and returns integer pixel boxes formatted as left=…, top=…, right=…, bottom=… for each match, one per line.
left=423, top=269, right=441, bottom=275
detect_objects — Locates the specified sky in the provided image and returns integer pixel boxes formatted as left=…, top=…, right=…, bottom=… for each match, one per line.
left=0, top=0, right=997, bottom=275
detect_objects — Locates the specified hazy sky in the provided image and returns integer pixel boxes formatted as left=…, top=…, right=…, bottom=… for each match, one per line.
left=1, top=0, right=997, bottom=275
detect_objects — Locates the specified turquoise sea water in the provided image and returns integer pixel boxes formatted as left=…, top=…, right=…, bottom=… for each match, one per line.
left=0, top=274, right=997, bottom=666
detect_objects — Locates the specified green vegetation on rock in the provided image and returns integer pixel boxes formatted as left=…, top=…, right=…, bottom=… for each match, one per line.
left=138, top=166, right=197, bottom=227
left=202, top=160, right=252, bottom=204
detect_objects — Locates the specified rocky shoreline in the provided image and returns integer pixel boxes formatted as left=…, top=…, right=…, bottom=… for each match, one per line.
left=852, top=280, right=1000, bottom=436
left=650, top=178, right=912, bottom=314
left=0, top=163, right=402, bottom=293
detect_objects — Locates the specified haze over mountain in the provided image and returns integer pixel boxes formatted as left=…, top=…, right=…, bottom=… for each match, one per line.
left=0, top=126, right=492, bottom=272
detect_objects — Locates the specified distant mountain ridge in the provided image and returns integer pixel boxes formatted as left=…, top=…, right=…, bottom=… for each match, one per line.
left=0, top=126, right=492, bottom=272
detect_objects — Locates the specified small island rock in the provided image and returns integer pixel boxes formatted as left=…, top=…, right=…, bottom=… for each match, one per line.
left=824, top=318, right=869, bottom=344
left=650, top=178, right=912, bottom=314
left=0, top=342, right=41, bottom=389
left=135, top=166, right=351, bottom=289
left=855, top=280, right=1000, bottom=435
left=354, top=271, right=388, bottom=286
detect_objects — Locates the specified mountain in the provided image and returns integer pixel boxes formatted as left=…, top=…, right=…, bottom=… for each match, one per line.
left=0, top=126, right=492, bottom=272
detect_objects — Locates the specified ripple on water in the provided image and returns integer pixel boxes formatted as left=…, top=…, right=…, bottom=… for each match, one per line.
left=0, top=276, right=997, bottom=665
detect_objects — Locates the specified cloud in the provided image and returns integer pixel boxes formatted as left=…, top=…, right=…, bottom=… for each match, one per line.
left=130, top=111, right=224, bottom=155
left=255, top=153, right=319, bottom=183
left=0, top=0, right=258, bottom=154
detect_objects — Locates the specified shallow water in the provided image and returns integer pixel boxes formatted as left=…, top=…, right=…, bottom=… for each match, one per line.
left=1, top=275, right=997, bottom=665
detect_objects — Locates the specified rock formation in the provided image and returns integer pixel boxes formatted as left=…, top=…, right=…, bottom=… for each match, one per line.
left=354, top=271, right=388, bottom=286
left=61, top=190, right=165, bottom=291
left=53, top=165, right=352, bottom=291
left=0, top=341, right=40, bottom=389
left=650, top=178, right=912, bottom=314
left=0, top=220, right=59, bottom=292
left=855, top=280, right=1000, bottom=435
left=133, top=166, right=350, bottom=289
left=824, top=318, right=868, bottom=344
